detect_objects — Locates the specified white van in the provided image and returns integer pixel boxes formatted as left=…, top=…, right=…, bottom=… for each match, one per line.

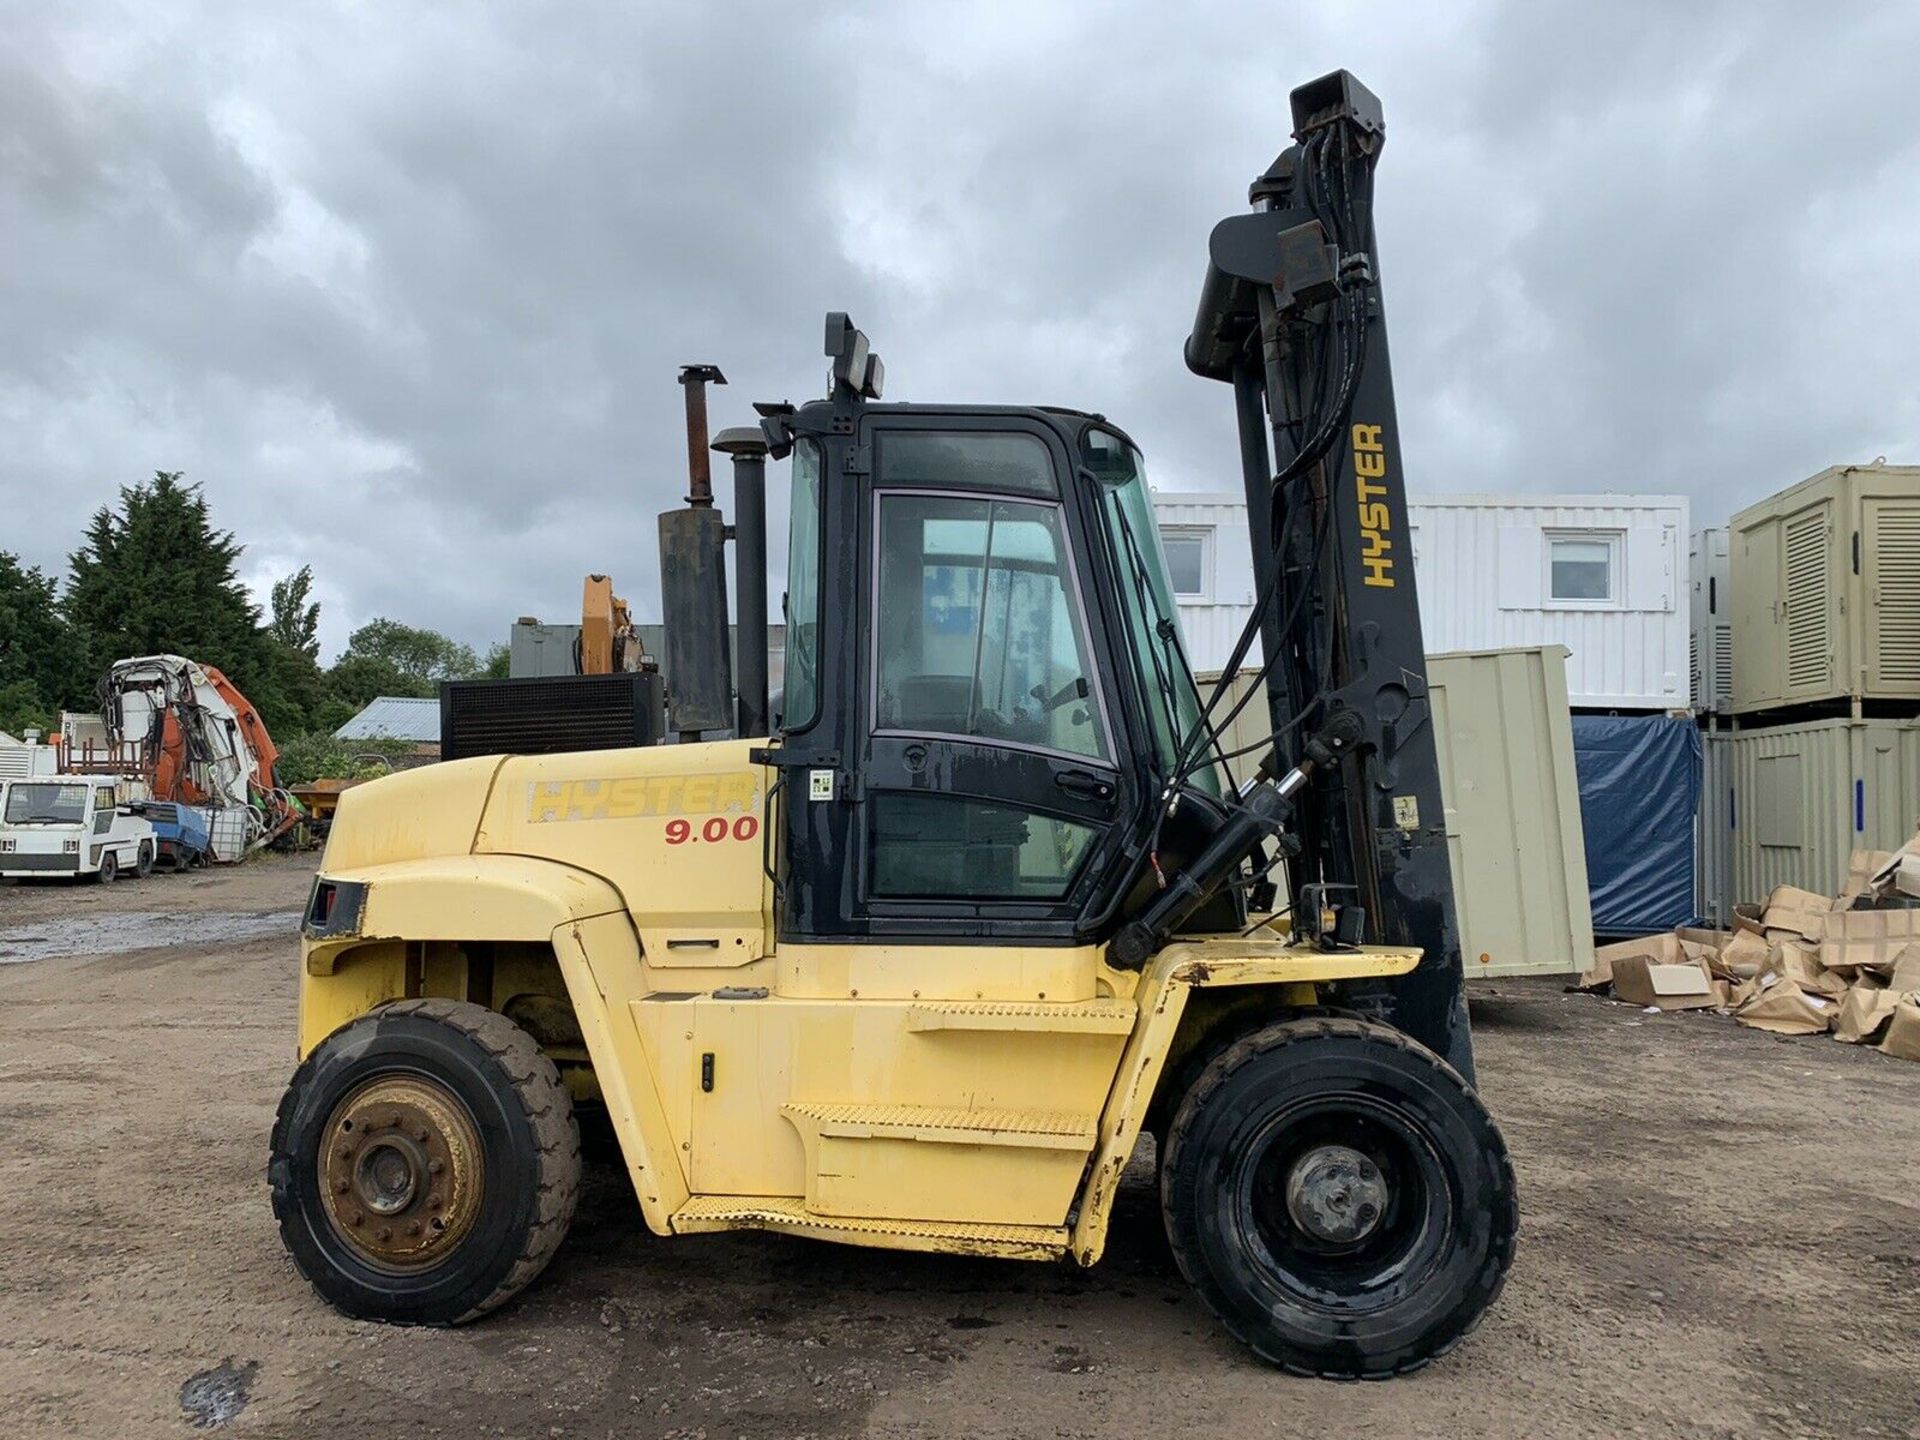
left=0, top=776, right=156, bottom=883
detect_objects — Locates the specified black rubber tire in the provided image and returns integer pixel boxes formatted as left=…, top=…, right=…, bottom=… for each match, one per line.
left=95, top=850, right=117, bottom=884
left=1161, top=1016, right=1517, bottom=1378
left=269, top=999, right=581, bottom=1324
left=134, top=842, right=154, bottom=879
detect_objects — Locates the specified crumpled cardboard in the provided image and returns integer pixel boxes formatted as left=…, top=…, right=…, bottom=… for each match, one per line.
left=1888, top=943, right=1920, bottom=994
left=1880, top=995, right=1920, bottom=1061
left=1736, top=975, right=1835, bottom=1035
left=1732, top=902, right=1767, bottom=937
left=1716, top=927, right=1771, bottom=980
left=1611, top=953, right=1717, bottom=1010
left=1760, top=940, right=1850, bottom=1000
left=1833, top=981, right=1902, bottom=1044
left=1761, top=885, right=1835, bottom=943
left=1818, top=908, right=1920, bottom=977
left=1835, top=980, right=1906, bottom=1044
left=1839, top=849, right=1895, bottom=906
left=1869, top=828, right=1920, bottom=902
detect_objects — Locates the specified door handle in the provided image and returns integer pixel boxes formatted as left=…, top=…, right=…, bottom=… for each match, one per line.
left=1055, top=769, right=1116, bottom=802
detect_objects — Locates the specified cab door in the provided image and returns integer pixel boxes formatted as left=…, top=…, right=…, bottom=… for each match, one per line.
left=856, top=421, right=1127, bottom=935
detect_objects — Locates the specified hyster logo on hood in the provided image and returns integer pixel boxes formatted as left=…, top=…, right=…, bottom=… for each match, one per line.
left=526, top=773, right=760, bottom=823
left=1352, top=422, right=1394, bottom=589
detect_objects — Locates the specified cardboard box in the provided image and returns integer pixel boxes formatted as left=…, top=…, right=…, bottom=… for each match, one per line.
left=1818, top=908, right=1920, bottom=976
left=1870, top=828, right=1920, bottom=901
left=1761, top=885, right=1834, bottom=944
left=1611, top=953, right=1717, bottom=1010
left=1889, top=943, right=1920, bottom=994
left=1881, top=996, right=1920, bottom=1062
left=1717, top=928, right=1771, bottom=980
left=1833, top=982, right=1901, bottom=1045
left=1840, top=849, right=1895, bottom=906
left=1732, top=902, right=1766, bottom=937
left=1580, top=934, right=1686, bottom=992
left=1761, top=940, right=1850, bottom=1000
left=1736, top=975, right=1836, bottom=1035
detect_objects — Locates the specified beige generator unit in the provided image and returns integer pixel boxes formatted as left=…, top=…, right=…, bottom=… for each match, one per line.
left=1730, top=462, right=1920, bottom=712
left=1199, top=646, right=1594, bottom=978
left=1703, top=717, right=1920, bottom=909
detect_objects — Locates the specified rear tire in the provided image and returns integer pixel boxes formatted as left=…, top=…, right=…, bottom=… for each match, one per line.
left=1160, top=1016, right=1516, bottom=1378
left=269, top=999, right=580, bottom=1324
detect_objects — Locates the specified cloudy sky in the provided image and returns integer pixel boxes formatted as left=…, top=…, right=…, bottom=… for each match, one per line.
left=5, top=1, right=1917, bottom=661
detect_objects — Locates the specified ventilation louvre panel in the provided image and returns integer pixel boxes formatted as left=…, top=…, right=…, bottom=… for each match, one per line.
left=1873, top=506, right=1920, bottom=683
left=1783, top=512, right=1831, bottom=693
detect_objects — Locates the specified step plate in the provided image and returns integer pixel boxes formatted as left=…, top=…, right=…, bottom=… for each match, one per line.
left=670, top=1195, right=1069, bottom=1260
left=905, top=1000, right=1136, bottom=1034
left=782, top=1101, right=1096, bottom=1150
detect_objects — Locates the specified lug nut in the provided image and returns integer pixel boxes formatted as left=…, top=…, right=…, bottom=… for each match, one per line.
left=414, top=1128, right=429, bottom=1143
left=348, top=1212, right=363, bottom=1227
left=428, top=1160, right=444, bottom=1175
left=335, top=1179, right=350, bottom=1195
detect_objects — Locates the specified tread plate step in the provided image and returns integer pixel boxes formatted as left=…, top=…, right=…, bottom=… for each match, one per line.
left=781, top=1101, right=1097, bottom=1149
left=905, top=1000, right=1135, bottom=1035
left=670, top=1195, right=1068, bottom=1258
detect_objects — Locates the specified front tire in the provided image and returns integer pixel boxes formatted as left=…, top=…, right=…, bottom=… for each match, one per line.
left=95, top=851, right=117, bottom=884
left=269, top=999, right=581, bottom=1324
left=1161, top=1017, right=1517, bottom=1378
left=134, top=841, right=155, bottom=879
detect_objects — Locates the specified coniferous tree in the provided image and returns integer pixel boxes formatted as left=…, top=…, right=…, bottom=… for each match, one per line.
left=0, top=551, right=82, bottom=732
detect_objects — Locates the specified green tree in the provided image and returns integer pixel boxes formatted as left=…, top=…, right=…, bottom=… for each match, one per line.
left=64, top=471, right=268, bottom=691
left=269, top=565, right=321, bottom=660
left=481, top=642, right=511, bottom=679
left=0, top=551, right=83, bottom=730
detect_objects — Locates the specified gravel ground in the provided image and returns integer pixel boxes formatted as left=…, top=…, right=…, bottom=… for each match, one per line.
left=3, top=856, right=1918, bottom=1439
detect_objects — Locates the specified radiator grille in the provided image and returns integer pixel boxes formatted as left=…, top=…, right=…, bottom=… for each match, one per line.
left=1872, top=505, right=1920, bottom=683
left=1783, top=511, right=1830, bottom=692
left=440, top=674, right=666, bottom=761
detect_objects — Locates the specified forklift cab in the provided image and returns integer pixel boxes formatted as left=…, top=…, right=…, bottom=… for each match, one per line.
left=764, top=363, right=1236, bottom=948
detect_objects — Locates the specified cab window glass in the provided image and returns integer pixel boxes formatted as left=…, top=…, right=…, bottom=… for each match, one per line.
left=879, top=431, right=1057, bottom=497
left=781, top=438, right=824, bottom=729
left=873, top=491, right=1106, bottom=760
left=869, top=793, right=1097, bottom=899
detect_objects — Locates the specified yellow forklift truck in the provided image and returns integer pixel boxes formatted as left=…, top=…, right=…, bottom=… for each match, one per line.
left=271, top=72, right=1517, bottom=1378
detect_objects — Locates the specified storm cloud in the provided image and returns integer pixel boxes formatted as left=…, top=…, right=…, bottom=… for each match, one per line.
left=4, top=1, right=1917, bottom=659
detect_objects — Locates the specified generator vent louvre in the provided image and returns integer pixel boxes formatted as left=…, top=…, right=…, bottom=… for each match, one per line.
left=1783, top=510, right=1830, bottom=692
left=439, top=673, right=666, bottom=762
left=1712, top=622, right=1733, bottom=707
left=1872, top=505, right=1920, bottom=683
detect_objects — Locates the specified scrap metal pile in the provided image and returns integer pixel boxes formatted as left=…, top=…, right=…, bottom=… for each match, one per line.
left=1578, top=831, right=1920, bottom=1060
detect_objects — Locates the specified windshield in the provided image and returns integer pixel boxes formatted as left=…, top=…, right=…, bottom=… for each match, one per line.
left=782, top=438, right=824, bottom=730
left=1080, top=427, right=1218, bottom=796
left=3, top=782, right=89, bottom=826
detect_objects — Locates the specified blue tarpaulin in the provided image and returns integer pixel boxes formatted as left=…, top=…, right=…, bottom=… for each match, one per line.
left=1570, top=714, right=1702, bottom=934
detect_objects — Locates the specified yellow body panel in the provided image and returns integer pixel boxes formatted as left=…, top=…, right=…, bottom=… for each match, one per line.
left=296, top=741, right=1420, bottom=1264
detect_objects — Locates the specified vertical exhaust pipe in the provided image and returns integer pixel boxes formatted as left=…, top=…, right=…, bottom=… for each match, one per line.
left=660, top=364, right=734, bottom=740
left=678, top=364, right=726, bottom=506
left=714, top=427, right=770, bottom=738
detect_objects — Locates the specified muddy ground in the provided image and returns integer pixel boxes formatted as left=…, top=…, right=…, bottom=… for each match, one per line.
left=2, top=857, right=1918, bottom=1440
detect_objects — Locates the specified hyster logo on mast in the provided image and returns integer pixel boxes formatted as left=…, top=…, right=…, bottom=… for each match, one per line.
left=1351, top=423, right=1395, bottom=588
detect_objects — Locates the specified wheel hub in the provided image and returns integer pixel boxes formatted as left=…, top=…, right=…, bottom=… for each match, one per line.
left=1284, top=1143, right=1389, bottom=1246
left=318, top=1074, right=484, bottom=1271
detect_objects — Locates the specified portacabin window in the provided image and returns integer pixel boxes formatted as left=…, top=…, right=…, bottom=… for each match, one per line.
left=1157, top=525, right=1212, bottom=599
left=1546, top=530, right=1622, bottom=605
